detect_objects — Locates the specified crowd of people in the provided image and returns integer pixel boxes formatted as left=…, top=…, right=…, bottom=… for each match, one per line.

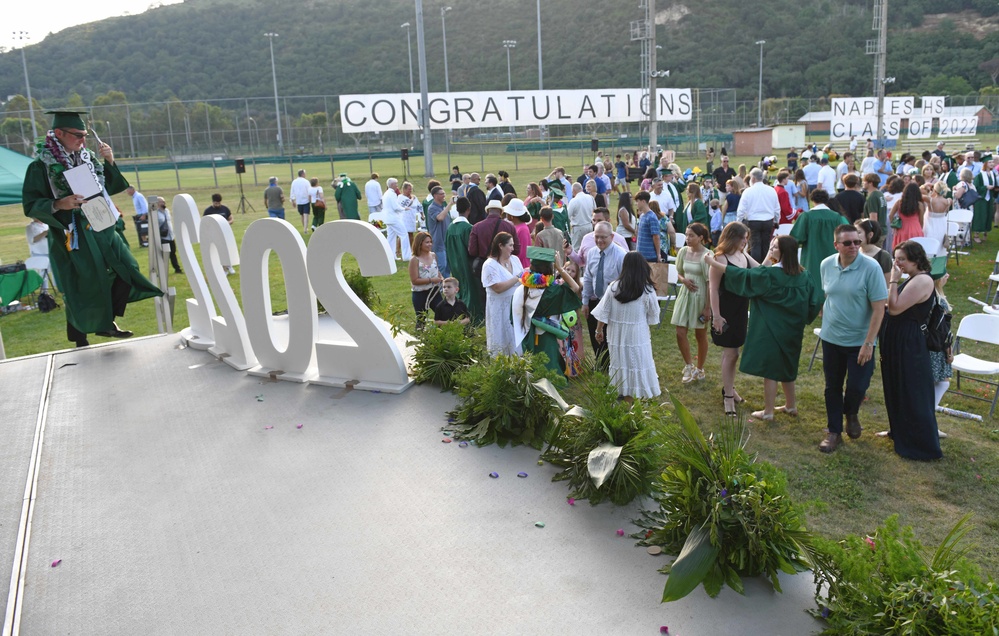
left=347, top=140, right=999, bottom=460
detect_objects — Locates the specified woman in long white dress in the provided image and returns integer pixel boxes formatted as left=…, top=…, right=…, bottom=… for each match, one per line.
left=923, top=181, right=951, bottom=256
left=592, top=251, right=662, bottom=401
left=481, top=232, right=524, bottom=356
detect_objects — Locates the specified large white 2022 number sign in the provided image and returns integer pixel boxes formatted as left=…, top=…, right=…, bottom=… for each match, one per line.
left=172, top=194, right=412, bottom=393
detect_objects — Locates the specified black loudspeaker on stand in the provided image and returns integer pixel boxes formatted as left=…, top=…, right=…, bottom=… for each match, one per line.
left=235, top=159, right=255, bottom=215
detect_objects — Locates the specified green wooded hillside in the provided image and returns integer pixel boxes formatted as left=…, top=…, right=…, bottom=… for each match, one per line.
left=1, top=0, right=997, bottom=106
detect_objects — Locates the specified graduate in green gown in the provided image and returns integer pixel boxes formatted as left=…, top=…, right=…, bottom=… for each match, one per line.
left=790, top=188, right=849, bottom=293
left=972, top=155, right=995, bottom=240
left=548, top=184, right=570, bottom=236
left=704, top=235, right=824, bottom=419
left=512, top=247, right=582, bottom=375
left=333, top=173, right=362, bottom=220
left=22, top=110, right=162, bottom=347
left=444, top=197, right=485, bottom=324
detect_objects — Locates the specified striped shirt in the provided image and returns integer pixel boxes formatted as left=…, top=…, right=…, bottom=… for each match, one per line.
left=636, top=210, right=660, bottom=261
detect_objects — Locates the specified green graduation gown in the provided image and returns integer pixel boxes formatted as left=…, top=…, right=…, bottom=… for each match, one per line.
left=334, top=179, right=362, bottom=220
left=22, top=159, right=162, bottom=334
left=723, top=265, right=824, bottom=382
left=679, top=199, right=710, bottom=233
left=551, top=203, right=570, bottom=236
left=519, top=284, right=582, bottom=375
left=972, top=171, right=994, bottom=233
left=444, top=219, right=484, bottom=324
left=790, top=205, right=848, bottom=293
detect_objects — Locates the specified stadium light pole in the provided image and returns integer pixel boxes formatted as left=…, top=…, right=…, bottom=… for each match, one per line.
left=401, top=23, right=414, bottom=93
left=755, top=40, right=766, bottom=127
left=503, top=40, right=517, bottom=91
left=12, top=31, right=38, bottom=140
left=441, top=6, right=452, bottom=93
left=536, top=0, right=543, bottom=90
left=415, top=0, right=434, bottom=176
left=264, top=32, right=283, bottom=156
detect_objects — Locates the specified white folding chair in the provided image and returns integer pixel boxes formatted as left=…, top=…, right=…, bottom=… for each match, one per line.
left=653, top=263, right=679, bottom=324
left=947, top=209, right=973, bottom=250
left=910, top=236, right=941, bottom=258
left=946, top=221, right=962, bottom=264
left=808, top=327, right=823, bottom=371
left=986, top=250, right=999, bottom=305
left=948, top=314, right=999, bottom=418
left=667, top=233, right=686, bottom=263
left=775, top=223, right=794, bottom=236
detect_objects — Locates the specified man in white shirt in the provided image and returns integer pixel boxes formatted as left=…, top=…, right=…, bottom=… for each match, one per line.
left=26, top=219, right=51, bottom=291
left=835, top=152, right=855, bottom=191
left=802, top=154, right=821, bottom=189
left=365, top=173, right=383, bottom=217
left=649, top=177, right=678, bottom=224
left=736, top=168, right=780, bottom=263
left=577, top=207, right=630, bottom=265
left=290, top=169, right=312, bottom=231
left=382, top=178, right=411, bottom=261
left=580, top=221, right=627, bottom=370
left=817, top=157, right=838, bottom=194
left=567, top=182, right=596, bottom=250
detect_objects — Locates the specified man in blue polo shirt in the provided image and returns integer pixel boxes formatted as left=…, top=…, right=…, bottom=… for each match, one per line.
left=634, top=191, right=662, bottom=263
left=818, top=224, right=889, bottom=453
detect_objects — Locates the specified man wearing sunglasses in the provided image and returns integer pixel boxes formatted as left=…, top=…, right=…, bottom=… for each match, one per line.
left=816, top=224, right=888, bottom=453
left=22, top=110, right=162, bottom=348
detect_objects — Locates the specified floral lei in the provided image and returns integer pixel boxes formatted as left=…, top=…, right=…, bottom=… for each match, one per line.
left=520, top=272, right=559, bottom=288
left=36, top=130, right=105, bottom=200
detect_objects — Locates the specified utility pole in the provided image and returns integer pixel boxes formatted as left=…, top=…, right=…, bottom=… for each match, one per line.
left=265, top=33, right=283, bottom=155
left=870, top=0, right=889, bottom=149
left=13, top=31, right=38, bottom=140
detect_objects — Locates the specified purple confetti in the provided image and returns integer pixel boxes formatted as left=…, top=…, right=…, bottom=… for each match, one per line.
left=51, top=559, right=61, bottom=568
left=447, top=417, right=456, bottom=423
left=296, top=424, right=303, bottom=429
left=517, top=472, right=528, bottom=478
left=822, top=607, right=830, bottom=619
left=489, top=472, right=499, bottom=478
left=458, top=441, right=468, bottom=448
left=720, top=489, right=728, bottom=497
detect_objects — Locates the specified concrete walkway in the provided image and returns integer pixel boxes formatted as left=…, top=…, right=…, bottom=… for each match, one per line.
left=1, top=336, right=822, bottom=635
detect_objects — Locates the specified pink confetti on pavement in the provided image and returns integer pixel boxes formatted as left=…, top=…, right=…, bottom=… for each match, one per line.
left=51, top=559, right=61, bottom=567
left=296, top=424, right=303, bottom=429
left=660, top=627, right=669, bottom=634
left=567, top=498, right=575, bottom=505
left=442, top=438, right=452, bottom=443
left=264, top=426, right=274, bottom=430
left=616, top=529, right=625, bottom=536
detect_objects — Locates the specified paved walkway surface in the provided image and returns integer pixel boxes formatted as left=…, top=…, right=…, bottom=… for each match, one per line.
left=1, top=336, right=822, bottom=635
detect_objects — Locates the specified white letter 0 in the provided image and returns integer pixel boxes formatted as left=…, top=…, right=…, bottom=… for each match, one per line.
left=241, top=218, right=318, bottom=382
left=200, top=214, right=257, bottom=370
left=307, top=220, right=412, bottom=393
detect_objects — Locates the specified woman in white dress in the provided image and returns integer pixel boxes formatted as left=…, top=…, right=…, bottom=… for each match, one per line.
left=592, top=251, right=662, bottom=402
left=923, top=181, right=951, bottom=256
left=481, top=232, right=524, bottom=356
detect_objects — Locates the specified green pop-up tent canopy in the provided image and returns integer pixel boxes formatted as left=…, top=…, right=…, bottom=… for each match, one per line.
left=0, top=146, right=34, bottom=206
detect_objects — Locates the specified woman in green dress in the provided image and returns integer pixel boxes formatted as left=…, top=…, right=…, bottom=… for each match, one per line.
left=670, top=223, right=711, bottom=384
left=704, top=235, right=824, bottom=420
left=972, top=156, right=996, bottom=243
left=679, top=182, right=711, bottom=233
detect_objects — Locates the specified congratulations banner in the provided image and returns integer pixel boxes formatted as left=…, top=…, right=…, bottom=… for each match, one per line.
left=338, top=89, right=693, bottom=133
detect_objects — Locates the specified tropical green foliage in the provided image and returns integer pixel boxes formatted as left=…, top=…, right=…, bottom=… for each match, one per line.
left=446, top=352, right=563, bottom=449
left=635, top=397, right=820, bottom=602
left=343, top=268, right=378, bottom=309
left=409, top=320, right=483, bottom=390
left=539, top=371, right=673, bottom=506
left=812, top=514, right=999, bottom=635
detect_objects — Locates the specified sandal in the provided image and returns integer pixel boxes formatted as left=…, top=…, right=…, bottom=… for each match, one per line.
left=750, top=410, right=774, bottom=421
left=721, top=389, right=746, bottom=404
left=723, top=393, right=737, bottom=417
left=774, top=405, right=798, bottom=416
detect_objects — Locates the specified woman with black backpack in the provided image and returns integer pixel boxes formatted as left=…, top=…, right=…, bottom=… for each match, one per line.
left=880, top=241, right=942, bottom=460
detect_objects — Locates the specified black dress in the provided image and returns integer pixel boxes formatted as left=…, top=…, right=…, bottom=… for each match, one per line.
left=880, top=276, right=942, bottom=460
left=711, top=266, right=749, bottom=348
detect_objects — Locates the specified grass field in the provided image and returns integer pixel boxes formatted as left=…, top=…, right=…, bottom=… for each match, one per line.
left=3, top=150, right=998, bottom=576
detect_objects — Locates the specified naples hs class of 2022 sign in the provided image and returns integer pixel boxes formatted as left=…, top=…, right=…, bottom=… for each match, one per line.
left=172, top=194, right=412, bottom=393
